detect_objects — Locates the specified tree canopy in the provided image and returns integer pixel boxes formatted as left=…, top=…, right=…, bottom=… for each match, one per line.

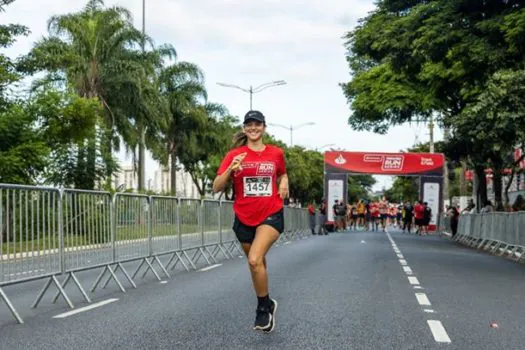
left=342, top=0, right=525, bottom=210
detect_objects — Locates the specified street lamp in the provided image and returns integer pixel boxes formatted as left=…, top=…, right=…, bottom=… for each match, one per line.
left=267, top=122, right=316, bottom=147
left=216, top=80, right=287, bottom=110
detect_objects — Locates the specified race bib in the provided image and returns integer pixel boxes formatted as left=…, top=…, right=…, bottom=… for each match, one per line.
left=243, top=176, right=272, bottom=197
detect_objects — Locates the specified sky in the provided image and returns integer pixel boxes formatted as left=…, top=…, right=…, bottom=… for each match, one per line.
left=2, top=0, right=443, bottom=191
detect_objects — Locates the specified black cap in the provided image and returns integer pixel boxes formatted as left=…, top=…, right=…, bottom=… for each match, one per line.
left=243, top=110, right=265, bottom=124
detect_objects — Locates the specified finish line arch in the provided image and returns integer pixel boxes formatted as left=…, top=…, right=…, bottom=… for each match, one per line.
left=323, top=151, right=445, bottom=231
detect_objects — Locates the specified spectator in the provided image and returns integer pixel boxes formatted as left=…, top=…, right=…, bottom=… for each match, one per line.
left=448, top=206, right=460, bottom=237
left=307, top=202, right=316, bottom=234
left=402, top=200, right=414, bottom=233
left=319, top=199, right=328, bottom=235
left=423, top=202, right=432, bottom=234
left=414, top=200, right=425, bottom=235
left=333, top=200, right=344, bottom=232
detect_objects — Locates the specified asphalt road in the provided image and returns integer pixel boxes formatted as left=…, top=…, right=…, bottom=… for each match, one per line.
left=1, top=229, right=524, bottom=349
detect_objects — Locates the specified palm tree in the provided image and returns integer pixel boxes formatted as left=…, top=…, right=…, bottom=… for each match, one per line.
left=159, top=62, right=208, bottom=195
left=22, top=0, right=174, bottom=189
left=177, top=102, right=229, bottom=197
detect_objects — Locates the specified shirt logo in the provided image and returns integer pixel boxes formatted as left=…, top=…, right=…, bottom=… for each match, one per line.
left=257, top=162, right=275, bottom=175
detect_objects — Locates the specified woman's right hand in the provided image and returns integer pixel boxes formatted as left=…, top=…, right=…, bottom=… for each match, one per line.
left=229, top=152, right=247, bottom=171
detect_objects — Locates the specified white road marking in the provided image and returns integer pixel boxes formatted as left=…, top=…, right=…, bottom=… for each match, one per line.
left=415, top=293, right=431, bottom=306
left=408, top=276, right=420, bottom=285
left=199, top=264, right=222, bottom=272
left=427, top=320, right=451, bottom=343
left=53, top=298, right=118, bottom=319
left=386, top=232, right=450, bottom=344
left=361, top=240, right=366, bottom=243
left=160, top=281, right=168, bottom=284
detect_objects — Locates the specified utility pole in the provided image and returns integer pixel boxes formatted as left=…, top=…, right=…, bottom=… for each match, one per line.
left=443, top=120, right=451, bottom=201
left=429, top=113, right=435, bottom=153
left=249, top=86, right=253, bottom=110
left=138, top=0, right=146, bottom=191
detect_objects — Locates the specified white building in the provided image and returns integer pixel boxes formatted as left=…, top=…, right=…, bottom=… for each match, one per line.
left=112, top=163, right=200, bottom=199
left=152, top=166, right=200, bottom=198
left=113, top=165, right=137, bottom=191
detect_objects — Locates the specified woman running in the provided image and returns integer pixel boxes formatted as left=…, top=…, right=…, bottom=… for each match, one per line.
left=212, top=110, right=289, bottom=333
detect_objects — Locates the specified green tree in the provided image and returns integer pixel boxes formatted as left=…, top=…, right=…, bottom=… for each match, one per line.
left=177, top=103, right=229, bottom=197
left=384, top=177, right=419, bottom=204
left=158, top=62, right=208, bottom=195
left=0, top=2, right=48, bottom=184
left=20, top=0, right=175, bottom=189
left=347, top=175, right=376, bottom=203
left=457, top=69, right=525, bottom=209
left=203, top=114, right=242, bottom=200
left=28, top=88, right=103, bottom=188
left=285, top=146, right=324, bottom=205
left=341, top=0, right=525, bottom=209
left=0, top=104, right=49, bottom=184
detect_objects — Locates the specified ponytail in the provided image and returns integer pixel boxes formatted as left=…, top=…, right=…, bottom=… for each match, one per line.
left=232, top=131, right=248, bottom=149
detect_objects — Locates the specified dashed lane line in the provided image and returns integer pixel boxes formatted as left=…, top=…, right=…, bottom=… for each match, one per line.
left=386, top=231, right=452, bottom=344
left=415, top=293, right=432, bottom=306
left=199, top=264, right=222, bottom=272
left=408, top=276, right=420, bottom=285
left=427, top=320, right=452, bottom=343
left=53, top=298, right=118, bottom=319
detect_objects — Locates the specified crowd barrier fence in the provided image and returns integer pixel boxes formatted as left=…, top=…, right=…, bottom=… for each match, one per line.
left=0, top=184, right=311, bottom=324
left=439, top=211, right=525, bottom=262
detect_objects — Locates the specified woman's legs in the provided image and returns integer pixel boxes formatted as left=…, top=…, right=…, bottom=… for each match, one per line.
left=245, top=225, right=279, bottom=297
left=241, top=243, right=266, bottom=270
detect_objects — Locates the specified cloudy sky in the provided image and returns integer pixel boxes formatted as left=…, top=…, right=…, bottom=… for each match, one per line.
left=3, top=0, right=443, bottom=190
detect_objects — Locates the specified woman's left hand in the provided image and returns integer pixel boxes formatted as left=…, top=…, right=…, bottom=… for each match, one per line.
left=278, top=175, right=289, bottom=199
left=279, top=184, right=289, bottom=199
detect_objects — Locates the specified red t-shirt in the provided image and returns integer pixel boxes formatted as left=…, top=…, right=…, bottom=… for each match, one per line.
left=414, top=204, right=425, bottom=219
left=370, top=204, right=380, bottom=218
left=217, top=145, right=286, bottom=226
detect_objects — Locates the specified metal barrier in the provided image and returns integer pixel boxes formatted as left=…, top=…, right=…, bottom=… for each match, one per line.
left=0, top=184, right=311, bottom=324
left=439, top=211, right=525, bottom=262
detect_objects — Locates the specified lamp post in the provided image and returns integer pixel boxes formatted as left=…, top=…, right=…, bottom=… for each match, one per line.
left=216, top=80, right=286, bottom=110
left=267, top=122, right=316, bottom=147
left=137, top=0, right=147, bottom=191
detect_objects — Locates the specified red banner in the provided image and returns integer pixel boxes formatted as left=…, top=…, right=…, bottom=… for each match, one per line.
left=324, top=151, right=444, bottom=176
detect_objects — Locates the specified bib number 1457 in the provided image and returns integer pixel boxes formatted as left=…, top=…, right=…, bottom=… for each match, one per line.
left=244, top=177, right=272, bottom=197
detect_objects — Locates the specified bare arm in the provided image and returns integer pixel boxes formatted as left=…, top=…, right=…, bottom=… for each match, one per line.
left=212, top=152, right=247, bottom=193
left=278, top=174, right=289, bottom=199
left=212, top=167, right=232, bottom=193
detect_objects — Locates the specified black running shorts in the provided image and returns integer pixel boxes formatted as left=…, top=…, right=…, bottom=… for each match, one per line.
left=233, top=209, right=284, bottom=244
